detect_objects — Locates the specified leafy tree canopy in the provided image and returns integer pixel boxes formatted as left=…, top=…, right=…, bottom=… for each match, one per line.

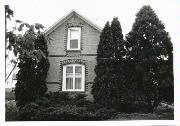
left=5, top=5, right=50, bottom=107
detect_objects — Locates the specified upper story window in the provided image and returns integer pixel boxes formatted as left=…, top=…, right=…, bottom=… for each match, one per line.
left=67, top=27, right=81, bottom=50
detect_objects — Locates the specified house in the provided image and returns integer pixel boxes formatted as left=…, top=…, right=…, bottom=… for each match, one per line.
left=45, top=10, right=102, bottom=99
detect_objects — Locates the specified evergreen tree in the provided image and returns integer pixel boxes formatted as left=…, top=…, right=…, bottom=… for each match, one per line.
left=110, top=17, right=127, bottom=109
left=111, top=17, right=125, bottom=59
left=126, top=5, right=173, bottom=112
left=91, top=21, right=116, bottom=108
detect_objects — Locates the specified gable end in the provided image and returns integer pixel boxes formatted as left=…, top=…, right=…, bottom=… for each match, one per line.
left=44, top=10, right=102, bottom=35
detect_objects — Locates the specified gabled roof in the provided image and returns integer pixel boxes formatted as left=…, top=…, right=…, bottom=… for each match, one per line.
left=44, top=9, right=102, bottom=35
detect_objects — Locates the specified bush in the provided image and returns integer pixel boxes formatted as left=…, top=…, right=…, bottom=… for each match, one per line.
left=5, top=89, right=15, bottom=101
left=33, top=105, right=116, bottom=121
left=18, top=92, right=117, bottom=121
left=18, top=91, right=117, bottom=121
left=44, top=92, right=90, bottom=107
left=85, top=102, right=103, bottom=112
left=93, top=107, right=117, bottom=120
left=34, top=105, right=87, bottom=121
left=154, top=103, right=174, bottom=114
left=19, top=102, right=43, bottom=121
left=34, top=96, right=51, bottom=107
left=133, top=101, right=149, bottom=113
left=6, top=100, right=19, bottom=121
left=120, top=101, right=149, bottom=113
left=19, top=103, right=115, bottom=121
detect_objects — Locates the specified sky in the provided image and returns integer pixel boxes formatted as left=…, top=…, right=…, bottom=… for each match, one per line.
left=1, top=0, right=180, bottom=125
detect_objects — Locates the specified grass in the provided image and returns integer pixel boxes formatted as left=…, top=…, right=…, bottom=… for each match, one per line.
left=112, top=112, right=174, bottom=120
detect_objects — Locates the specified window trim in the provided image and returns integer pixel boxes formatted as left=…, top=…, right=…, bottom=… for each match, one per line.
left=62, top=64, right=85, bottom=91
left=67, top=27, right=81, bottom=51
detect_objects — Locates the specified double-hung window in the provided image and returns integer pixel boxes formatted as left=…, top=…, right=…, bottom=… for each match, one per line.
left=62, top=64, right=85, bottom=91
left=67, top=27, right=81, bottom=50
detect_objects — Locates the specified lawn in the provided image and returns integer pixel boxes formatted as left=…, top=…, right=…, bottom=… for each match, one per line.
left=112, top=112, right=173, bottom=120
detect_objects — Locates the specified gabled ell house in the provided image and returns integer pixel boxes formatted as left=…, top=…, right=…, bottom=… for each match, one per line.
left=45, top=10, right=102, bottom=99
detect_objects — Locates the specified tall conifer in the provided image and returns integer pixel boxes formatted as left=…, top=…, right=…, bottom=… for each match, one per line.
left=91, top=22, right=116, bottom=108
left=110, top=17, right=127, bottom=108
left=126, top=5, right=173, bottom=112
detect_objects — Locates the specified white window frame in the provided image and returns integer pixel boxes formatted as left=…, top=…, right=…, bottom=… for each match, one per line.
left=67, top=27, right=81, bottom=50
left=62, top=64, right=85, bottom=91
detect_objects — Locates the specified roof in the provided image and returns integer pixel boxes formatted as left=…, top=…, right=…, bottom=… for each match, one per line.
left=44, top=9, right=102, bottom=35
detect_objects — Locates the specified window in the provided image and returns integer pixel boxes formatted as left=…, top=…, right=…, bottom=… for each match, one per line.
left=67, top=27, right=81, bottom=50
left=62, top=64, right=85, bottom=91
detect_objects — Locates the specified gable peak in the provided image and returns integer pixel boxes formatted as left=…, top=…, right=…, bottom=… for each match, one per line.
left=45, top=9, right=102, bottom=35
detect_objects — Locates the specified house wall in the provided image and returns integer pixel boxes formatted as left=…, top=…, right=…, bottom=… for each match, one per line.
left=46, top=14, right=101, bottom=100
left=47, top=15, right=100, bottom=55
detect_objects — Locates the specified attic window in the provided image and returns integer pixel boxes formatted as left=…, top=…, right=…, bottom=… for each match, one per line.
left=67, top=27, right=81, bottom=50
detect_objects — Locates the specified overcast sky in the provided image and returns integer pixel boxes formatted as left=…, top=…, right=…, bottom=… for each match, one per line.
left=5, top=0, right=179, bottom=43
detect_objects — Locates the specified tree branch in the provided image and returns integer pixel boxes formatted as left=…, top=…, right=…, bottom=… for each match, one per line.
left=5, top=58, right=18, bottom=82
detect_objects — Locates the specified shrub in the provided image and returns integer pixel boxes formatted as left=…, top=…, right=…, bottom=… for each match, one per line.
left=33, top=105, right=116, bottom=121
left=72, top=93, right=93, bottom=107
left=18, top=100, right=116, bottom=121
left=44, top=92, right=89, bottom=107
left=34, top=96, right=51, bottom=107
left=6, top=100, right=19, bottom=121
left=19, top=102, right=43, bottom=121
left=120, top=101, right=149, bottom=113
left=85, top=102, right=103, bottom=112
left=133, top=101, right=150, bottom=113
left=5, top=89, right=15, bottom=101
left=34, top=105, right=87, bottom=121
left=154, top=104, right=174, bottom=114
left=44, top=92, right=70, bottom=106
left=93, top=107, right=117, bottom=120
left=18, top=92, right=117, bottom=121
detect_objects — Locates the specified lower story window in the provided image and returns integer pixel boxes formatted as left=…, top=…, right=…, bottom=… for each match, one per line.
left=62, top=64, right=85, bottom=91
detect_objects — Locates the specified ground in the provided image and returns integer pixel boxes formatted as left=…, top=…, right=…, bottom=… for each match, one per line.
left=112, top=112, right=173, bottom=120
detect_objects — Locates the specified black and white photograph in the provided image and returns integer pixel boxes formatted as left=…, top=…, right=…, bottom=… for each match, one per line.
left=1, top=0, right=180, bottom=125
